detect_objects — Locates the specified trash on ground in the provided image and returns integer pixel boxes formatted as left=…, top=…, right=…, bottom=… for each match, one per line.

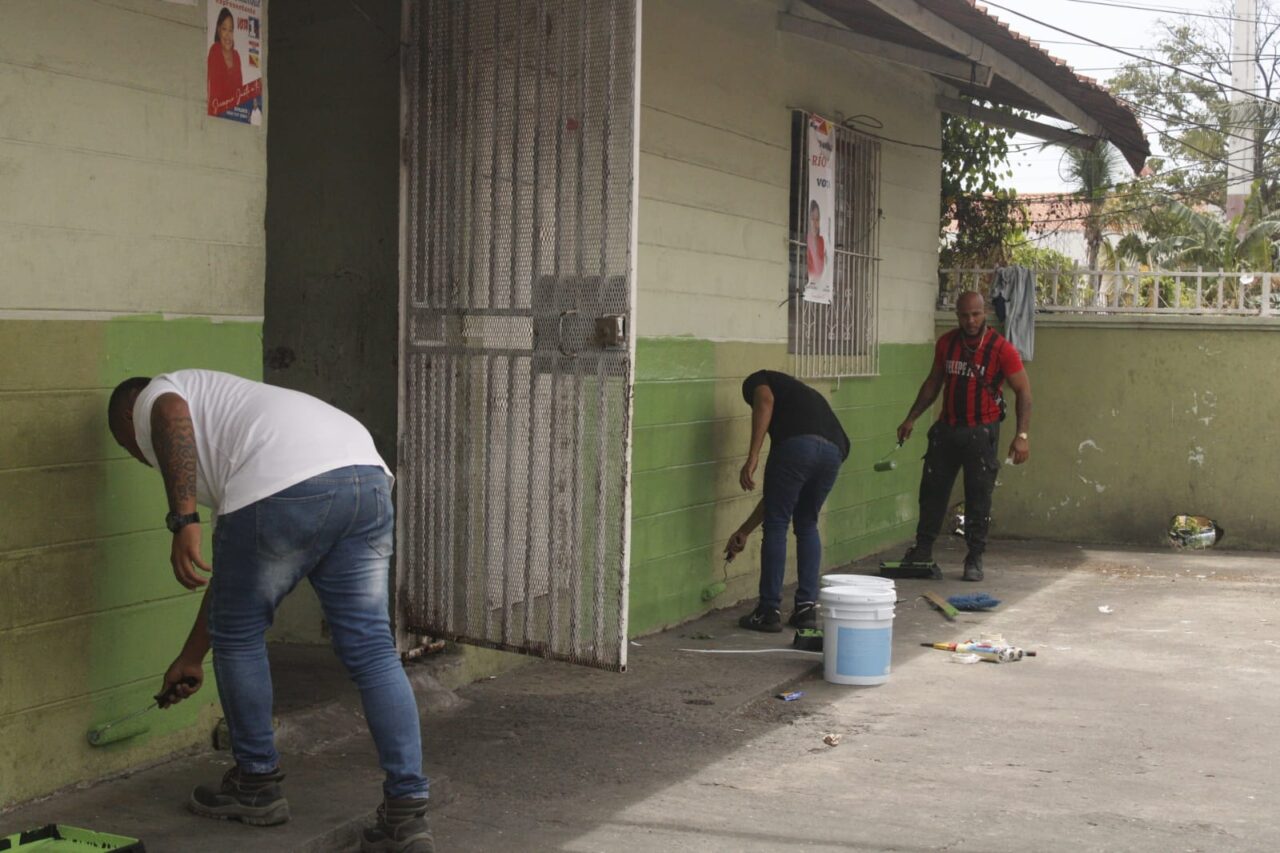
left=922, top=639, right=1036, bottom=663
left=1098, top=605, right=1114, bottom=614
left=948, top=592, right=1002, bottom=611
left=949, top=652, right=981, bottom=664
left=823, top=733, right=843, bottom=746
left=402, top=638, right=447, bottom=661
left=1168, top=514, right=1225, bottom=550
left=776, top=691, right=804, bottom=702
left=630, top=641, right=642, bottom=646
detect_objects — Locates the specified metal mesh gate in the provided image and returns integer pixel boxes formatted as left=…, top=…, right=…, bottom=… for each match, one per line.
left=398, top=0, right=637, bottom=670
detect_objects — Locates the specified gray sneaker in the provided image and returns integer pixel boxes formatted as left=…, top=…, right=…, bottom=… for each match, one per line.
left=362, top=797, right=435, bottom=853
left=188, top=766, right=289, bottom=826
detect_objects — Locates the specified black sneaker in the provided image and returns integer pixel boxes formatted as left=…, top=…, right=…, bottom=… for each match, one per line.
left=738, top=605, right=782, bottom=633
left=901, top=544, right=934, bottom=565
left=362, top=797, right=435, bottom=853
left=188, top=766, right=289, bottom=826
left=962, top=554, right=984, bottom=582
left=787, top=602, right=818, bottom=630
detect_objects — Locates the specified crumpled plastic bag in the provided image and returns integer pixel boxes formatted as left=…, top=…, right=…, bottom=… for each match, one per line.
left=1168, top=514, right=1224, bottom=550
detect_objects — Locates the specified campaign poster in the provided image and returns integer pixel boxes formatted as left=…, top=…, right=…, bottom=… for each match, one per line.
left=803, top=114, right=835, bottom=305
left=207, top=0, right=264, bottom=125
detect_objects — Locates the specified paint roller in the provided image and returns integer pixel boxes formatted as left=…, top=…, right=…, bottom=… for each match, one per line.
left=873, top=440, right=904, bottom=472
left=701, top=557, right=730, bottom=601
left=86, top=677, right=198, bottom=747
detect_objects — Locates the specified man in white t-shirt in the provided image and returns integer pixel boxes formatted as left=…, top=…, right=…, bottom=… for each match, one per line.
left=107, top=370, right=433, bottom=853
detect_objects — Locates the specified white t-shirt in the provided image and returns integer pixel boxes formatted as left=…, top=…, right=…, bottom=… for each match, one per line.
left=133, top=369, right=390, bottom=515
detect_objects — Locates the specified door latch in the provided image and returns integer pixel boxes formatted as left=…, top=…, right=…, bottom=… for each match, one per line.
left=594, top=315, right=627, bottom=348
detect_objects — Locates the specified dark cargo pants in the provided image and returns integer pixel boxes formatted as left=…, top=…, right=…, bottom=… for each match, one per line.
left=915, top=421, right=1000, bottom=556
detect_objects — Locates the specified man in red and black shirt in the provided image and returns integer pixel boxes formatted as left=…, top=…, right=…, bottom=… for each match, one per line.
left=896, top=291, right=1032, bottom=581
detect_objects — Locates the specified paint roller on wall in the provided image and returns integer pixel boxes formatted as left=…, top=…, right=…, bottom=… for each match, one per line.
left=703, top=438, right=903, bottom=601
left=86, top=677, right=198, bottom=747
left=702, top=557, right=730, bottom=601
left=873, top=440, right=903, bottom=472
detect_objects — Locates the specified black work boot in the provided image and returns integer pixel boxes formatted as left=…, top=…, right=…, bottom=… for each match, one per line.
left=901, top=543, right=934, bottom=565
left=787, top=602, right=818, bottom=630
left=362, top=797, right=435, bottom=853
left=738, top=604, right=782, bottom=633
left=962, top=553, right=984, bottom=582
left=189, top=766, right=289, bottom=826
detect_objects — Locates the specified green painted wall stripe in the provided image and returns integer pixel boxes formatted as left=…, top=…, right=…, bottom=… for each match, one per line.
left=0, top=316, right=261, bottom=807
left=628, top=338, right=931, bottom=635
left=940, top=319, right=1280, bottom=549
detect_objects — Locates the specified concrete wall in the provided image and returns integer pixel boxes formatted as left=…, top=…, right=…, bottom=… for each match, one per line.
left=0, top=1, right=266, bottom=806
left=628, top=0, right=941, bottom=633
left=934, top=315, right=1280, bottom=550
left=262, top=0, right=401, bottom=644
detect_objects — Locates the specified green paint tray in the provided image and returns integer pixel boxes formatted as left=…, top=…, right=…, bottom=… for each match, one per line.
left=0, top=824, right=144, bottom=852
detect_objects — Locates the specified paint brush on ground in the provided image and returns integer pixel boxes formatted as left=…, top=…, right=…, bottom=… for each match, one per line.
left=922, top=591, right=959, bottom=620
left=87, top=677, right=197, bottom=746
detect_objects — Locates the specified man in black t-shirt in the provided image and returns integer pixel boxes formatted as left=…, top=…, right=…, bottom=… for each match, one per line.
left=725, top=370, right=850, bottom=632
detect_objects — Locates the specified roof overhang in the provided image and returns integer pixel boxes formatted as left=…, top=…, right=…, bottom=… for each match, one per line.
left=790, top=0, right=1150, bottom=172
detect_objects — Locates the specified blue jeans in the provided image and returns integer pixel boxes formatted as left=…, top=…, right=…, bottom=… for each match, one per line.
left=759, top=436, right=844, bottom=610
left=209, top=465, right=429, bottom=800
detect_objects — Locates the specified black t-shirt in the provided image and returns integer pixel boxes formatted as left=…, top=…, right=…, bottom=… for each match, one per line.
left=741, top=370, right=850, bottom=460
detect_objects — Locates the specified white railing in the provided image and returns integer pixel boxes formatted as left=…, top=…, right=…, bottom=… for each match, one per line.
left=940, top=266, right=1279, bottom=316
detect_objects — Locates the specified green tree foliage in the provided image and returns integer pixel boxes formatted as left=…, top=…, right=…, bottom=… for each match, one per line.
left=1055, top=143, right=1122, bottom=274
left=1108, top=1, right=1280, bottom=212
left=1153, top=198, right=1280, bottom=272
left=940, top=110, right=1027, bottom=268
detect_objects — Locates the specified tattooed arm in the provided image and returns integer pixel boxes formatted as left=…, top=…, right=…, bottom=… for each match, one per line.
left=151, top=393, right=211, bottom=589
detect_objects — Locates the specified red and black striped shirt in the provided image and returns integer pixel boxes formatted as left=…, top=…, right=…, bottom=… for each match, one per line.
left=934, top=328, right=1024, bottom=426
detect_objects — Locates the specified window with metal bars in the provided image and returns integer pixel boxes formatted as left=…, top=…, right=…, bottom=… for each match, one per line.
left=787, top=110, right=881, bottom=378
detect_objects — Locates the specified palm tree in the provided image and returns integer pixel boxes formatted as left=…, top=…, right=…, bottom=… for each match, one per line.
left=1056, top=143, right=1122, bottom=302
left=1154, top=200, right=1280, bottom=272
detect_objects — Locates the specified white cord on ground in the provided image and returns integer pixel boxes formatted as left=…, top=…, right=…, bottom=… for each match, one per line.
left=677, top=648, right=822, bottom=656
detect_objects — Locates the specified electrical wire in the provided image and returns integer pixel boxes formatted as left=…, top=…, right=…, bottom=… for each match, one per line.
left=980, top=0, right=1280, bottom=106
left=1061, top=0, right=1279, bottom=27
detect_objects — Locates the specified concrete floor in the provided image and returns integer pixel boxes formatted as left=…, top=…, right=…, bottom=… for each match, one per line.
left=4, top=539, right=1278, bottom=852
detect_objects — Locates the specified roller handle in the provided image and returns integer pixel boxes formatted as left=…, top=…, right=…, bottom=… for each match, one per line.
left=154, top=676, right=199, bottom=706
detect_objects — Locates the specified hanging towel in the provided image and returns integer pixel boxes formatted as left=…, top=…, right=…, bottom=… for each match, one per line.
left=991, top=265, right=1036, bottom=362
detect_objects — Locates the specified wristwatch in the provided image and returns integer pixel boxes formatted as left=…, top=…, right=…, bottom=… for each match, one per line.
left=1017, top=432, right=1029, bottom=441
left=165, top=511, right=201, bottom=533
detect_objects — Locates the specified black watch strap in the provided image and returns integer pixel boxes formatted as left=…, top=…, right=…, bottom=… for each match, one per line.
left=165, top=511, right=201, bottom=533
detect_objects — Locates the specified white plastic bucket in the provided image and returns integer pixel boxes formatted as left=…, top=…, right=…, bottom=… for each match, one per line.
left=820, top=573, right=895, bottom=591
left=820, top=585, right=896, bottom=686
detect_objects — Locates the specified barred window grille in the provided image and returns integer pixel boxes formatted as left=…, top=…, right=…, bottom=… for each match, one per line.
left=788, top=110, right=881, bottom=378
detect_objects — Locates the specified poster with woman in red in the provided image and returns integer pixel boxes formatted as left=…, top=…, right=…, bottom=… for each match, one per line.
left=207, top=0, right=264, bottom=124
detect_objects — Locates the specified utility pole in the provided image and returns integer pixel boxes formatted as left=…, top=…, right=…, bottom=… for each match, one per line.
left=1226, top=0, right=1258, bottom=223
